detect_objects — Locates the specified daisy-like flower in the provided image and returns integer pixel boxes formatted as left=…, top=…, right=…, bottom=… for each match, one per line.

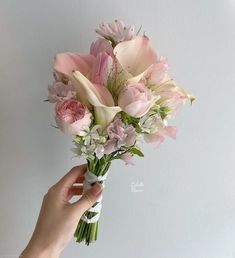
left=72, top=125, right=107, bottom=159
left=95, top=20, right=135, bottom=45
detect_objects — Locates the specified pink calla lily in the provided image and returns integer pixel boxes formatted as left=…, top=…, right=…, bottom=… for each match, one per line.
left=54, top=53, right=95, bottom=79
left=114, top=36, right=158, bottom=77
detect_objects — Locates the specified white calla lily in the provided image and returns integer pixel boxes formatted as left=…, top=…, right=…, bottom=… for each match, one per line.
left=72, top=71, right=121, bottom=129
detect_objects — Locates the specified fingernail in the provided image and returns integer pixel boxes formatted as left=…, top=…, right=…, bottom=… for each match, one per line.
left=90, top=182, right=103, bottom=197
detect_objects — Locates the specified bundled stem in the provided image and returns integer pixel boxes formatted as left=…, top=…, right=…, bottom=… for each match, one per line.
left=74, top=156, right=111, bottom=245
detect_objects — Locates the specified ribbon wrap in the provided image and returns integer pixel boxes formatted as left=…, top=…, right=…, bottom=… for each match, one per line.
left=81, top=168, right=109, bottom=224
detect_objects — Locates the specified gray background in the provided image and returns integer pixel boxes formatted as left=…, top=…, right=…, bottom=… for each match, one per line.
left=0, top=0, right=235, bottom=257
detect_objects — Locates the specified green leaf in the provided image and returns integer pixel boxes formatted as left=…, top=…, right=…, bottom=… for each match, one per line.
left=159, top=106, right=171, bottom=120
left=190, top=96, right=195, bottom=105
left=129, top=147, right=144, bottom=157
left=120, top=111, right=142, bottom=132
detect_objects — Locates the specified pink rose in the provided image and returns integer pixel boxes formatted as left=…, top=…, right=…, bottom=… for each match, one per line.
left=55, top=99, right=92, bottom=135
left=118, top=83, right=157, bottom=118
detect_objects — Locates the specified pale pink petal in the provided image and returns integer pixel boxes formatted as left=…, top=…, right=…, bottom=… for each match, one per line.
left=121, top=152, right=134, bottom=165
left=104, top=139, right=116, bottom=154
left=144, top=133, right=165, bottom=147
left=55, top=114, right=92, bottom=135
left=114, top=36, right=158, bottom=76
left=54, top=53, right=95, bottom=78
left=164, top=126, right=177, bottom=139
left=123, top=100, right=154, bottom=117
left=95, top=145, right=105, bottom=159
left=90, top=39, right=113, bottom=57
left=91, top=52, right=114, bottom=86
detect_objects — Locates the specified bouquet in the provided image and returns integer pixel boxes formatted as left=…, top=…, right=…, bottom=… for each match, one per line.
left=46, top=20, right=194, bottom=245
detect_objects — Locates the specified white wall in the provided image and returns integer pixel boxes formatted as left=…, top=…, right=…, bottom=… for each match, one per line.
left=0, top=0, right=235, bottom=257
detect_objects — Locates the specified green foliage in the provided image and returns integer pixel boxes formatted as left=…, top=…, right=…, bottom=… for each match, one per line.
left=128, top=147, right=144, bottom=157
left=159, top=106, right=171, bottom=120
left=120, top=111, right=142, bottom=133
left=190, top=96, right=195, bottom=105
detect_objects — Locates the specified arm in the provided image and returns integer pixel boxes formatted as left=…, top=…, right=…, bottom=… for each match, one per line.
left=20, top=165, right=103, bottom=258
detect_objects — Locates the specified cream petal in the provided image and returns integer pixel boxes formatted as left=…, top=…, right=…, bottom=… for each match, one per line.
left=72, top=71, right=121, bottom=129
left=114, top=36, right=158, bottom=76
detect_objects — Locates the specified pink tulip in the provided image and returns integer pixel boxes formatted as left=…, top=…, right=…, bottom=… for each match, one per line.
left=91, top=52, right=114, bottom=87
left=90, top=38, right=113, bottom=57
left=118, top=82, right=157, bottom=118
left=55, top=99, right=92, bottom=135
left=48, top=82, right=76, bottom=103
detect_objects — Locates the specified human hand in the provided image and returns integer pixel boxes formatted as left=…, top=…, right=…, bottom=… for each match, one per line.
left=20, top=164, right=103, bottom=258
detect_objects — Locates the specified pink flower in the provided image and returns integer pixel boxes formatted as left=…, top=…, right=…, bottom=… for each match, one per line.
left=95, top=20, right=135, bottom=44
left=114, top=36, right=158, bottom=77
left=139, top=57, right=168, bottom=85
left=144, top=126, right=177, bottom=147
left=104, top=118, right=137, bottom=154
left=91, top=52, right=114, bottom=87
left=118, top=83, right=157, bottom=118
left=55, top=99, right=92, bottom=135
left=48, top=82, right=76, bottom=103
left=121, top=152, right=134, bottom=165
left=153, top=77, right=194, bottom=116
left=90, top=38, right=113, bottom=57
left=144, top=132, right=165, bottom=148
left=54, top=50, right=121, bottom=129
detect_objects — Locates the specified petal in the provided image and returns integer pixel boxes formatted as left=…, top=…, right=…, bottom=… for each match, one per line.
left=164, top=126, right=177, bottom=139
left=72, top=71, right=121, bottom=128
left=90, top=38, right=113, bottom=57
left=72, top=70, right=114, bottom=107
left=114, top=36, right=158, bottom=76
left=94, top=105, right=121, bottom=128
left=54, top=53, right=95, bottom=78
left=144, top=133, right=165, bottom=147
left=121, top=152, right=134, bottom=165
left=91, top=52, right=114, bottom=86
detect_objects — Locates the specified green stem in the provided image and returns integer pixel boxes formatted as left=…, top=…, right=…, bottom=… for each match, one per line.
left=74, top=156, right=111, bottom=245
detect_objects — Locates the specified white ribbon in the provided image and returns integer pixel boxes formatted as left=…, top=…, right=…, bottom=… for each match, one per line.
left=81, top=168, right=109, bottom=224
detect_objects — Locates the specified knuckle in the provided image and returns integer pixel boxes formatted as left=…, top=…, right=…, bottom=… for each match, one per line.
left=47, top=185, right=57, bottom=196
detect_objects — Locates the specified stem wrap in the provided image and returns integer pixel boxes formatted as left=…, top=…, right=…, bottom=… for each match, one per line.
left=81, top=168, right=109, bottom=224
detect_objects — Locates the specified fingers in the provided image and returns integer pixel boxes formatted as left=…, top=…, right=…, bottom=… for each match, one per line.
left=56, top=164, right=87, bottom=189
left=66, top=185, right=84, bottom=202
left=71, top=183, right=103, bottom=214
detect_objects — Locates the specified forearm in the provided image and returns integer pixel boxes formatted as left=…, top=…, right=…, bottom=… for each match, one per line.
left=20, top=239, right=60, bottom=258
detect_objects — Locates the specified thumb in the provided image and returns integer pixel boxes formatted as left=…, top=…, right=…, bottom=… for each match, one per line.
left=73, top=183, right=103, bottom=214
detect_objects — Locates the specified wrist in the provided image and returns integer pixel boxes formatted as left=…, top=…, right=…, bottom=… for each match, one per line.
left=20, top=240, right=60, bottom=258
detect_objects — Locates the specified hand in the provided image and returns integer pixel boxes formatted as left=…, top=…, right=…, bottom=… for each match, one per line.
left=20, top=164, right=103, bottom=258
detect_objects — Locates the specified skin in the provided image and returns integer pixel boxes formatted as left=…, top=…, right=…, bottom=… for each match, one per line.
left=20, top=164, right=103, bottom=258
